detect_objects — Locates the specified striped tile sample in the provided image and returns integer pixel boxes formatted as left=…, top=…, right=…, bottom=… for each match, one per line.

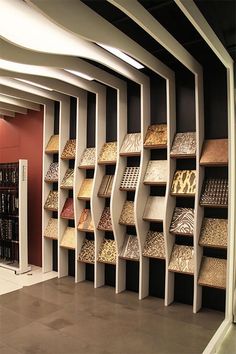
left=98, top=142, right=117, bottom=164
left=120, top=235, right=139, bottom=261
left=45, top=162, right=59, bottom=183
left=97, top=239, right=116, bottom=264
left=60, top=168, right=74, bottom=189
left=168, top=245, right=194, bottom=275
left=79, top=148, right=96, bottom=169
left=143, top=160, right=168, bottom=185
left=143, top=231, right=165, bottom=259
left=170, top=207, right=194, bottom=236
left=44, top=218, right=58, bottom=239
left=171, top=170, right=196, bottom=196
left=77, top=209, right=94, bottom=232
left=78, top=239, right=95, bottom=264
left=200, top=139, right=228, bottom=166
left=143, top=196, right=165, bottom=222
left=61, top=139, right=76, bottom=159
left=199, top=218, right=227, bottom=248
left=198, top=257, right=226, bottom=289
left=60, top=227, right=75, bottom=249
left=77, top=179, right=93, bottom=200
left=120, top=133, right=141, bottom=156
left=45, top=135, right=59, bottom=154
left=120, top=167, right=140, bottom=190
left=60, top=198, right=74, bottom=219
left=44, top=191, right=58, bottom=211
left=170, top=132, right=196, bottom=157
left=119, top=201, right=135, bottom=225
left=200, top=178, right=228, bottom=207
left=97, top=207, right=113, bottom=231
left=144, top=124, right=167, bottom=148
left=98, top=175, right=114, bottom=198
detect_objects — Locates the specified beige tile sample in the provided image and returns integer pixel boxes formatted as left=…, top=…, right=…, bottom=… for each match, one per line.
left=171, top=170, right=196, bottom=196
left=98, top=142, right=117, bottom=164
left=77, top=179, right=93, bottom=200
left=77, top=209, right=94, bottom=232
left=120, top=235, right=140, bottom=261
left=60, top=227, right=76, bottom=249
left=45, top=135, right=59, bottom=154
left=61, top=139, right=76, bottom=160
left=144, top=124, right=167, bottom=148
left=198, top=257, right=226, bottom=289
left=60, top=168, right=74, bottom=189
left=44, top=191, right=58, bottom=211
left=199, top=218, right=227, bottom=249
left=170, top=132, right=196, bottom=157
left=44, top=162, right=59, bottom=183
left=98, top=175, right=114, bottom=198
left=143, top=160, right=168, bottom=185
left=143, top=231, right=165, bottom=259
left=97, top=207, right=113, bottom=231
left=168, top=245, right=194, bottom=275
left=78, top=239, right=95, bottom=264
left=143, top=196, right=165, bottom=222
left=119, top=201, right=135, bottom=226
left=97, top=239, right=117, bottom=265
left=120, top=133, right=141, bottom=156
left=120, top=167, right=140, bottom=190
left=79, top=148, right=96, bottom=169
left=44, top=218, right=58, bottom=240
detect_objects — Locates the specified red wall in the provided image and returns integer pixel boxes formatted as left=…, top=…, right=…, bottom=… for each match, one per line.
left=0, top=109, right=43, bottom=266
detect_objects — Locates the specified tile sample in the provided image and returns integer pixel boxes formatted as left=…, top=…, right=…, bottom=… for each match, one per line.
left=78, top=239, right=95, bottom=264
left=198, top=256, right=227, bottom=289
left=168, top=245, right=194, bottom=275
left=170, top=132, right=196, bottom=157
left=77, top=179, right=93, bottom=200
left=120, top=167, right=140, bottom=190
left=97, top=239, right=117, bottom=264
left=200, top=178, right=228, bottom=207
left=97, top=207, right=113, bottom=231
left=120, top=133, right=141, bottom=156
left=97, top=175, right=114, bottom=198
left=60, top=168, right=74, bottom=189
left=169, top=207, right=194, bottom=236
left=44, top=218, right=58, bottom=240
left=144, top=124, right=167, bottom=148
left=200, top=139, right=228, bottom=166
left=44, top=162, right=59, bottom=183
left=171, top=170, right=196, bottom=196
left=77, top=209, right=94, bottom=232
left=45, top=134, right=59, bottom=154
left=143, top=231, right=165, bottom=259
left=143, top=196, right=165, bottom=222
left=60, top=198, right=74, bottom=219
left=143, top=160, right=168, bottom=185
left=61, top=139, right=76, bottom=160
left=120, top=235, right=140, bottom=261
left=98, top=142, right=117, bottom=164
left=119, top=201, right=135, bottom=226
left=44, top=191, right=58, bottom=211
left=199, top=218, right=227, bottom=248
left=60, top=227, right=76, bottom=249
left=79, top=147, right=96, bottom=169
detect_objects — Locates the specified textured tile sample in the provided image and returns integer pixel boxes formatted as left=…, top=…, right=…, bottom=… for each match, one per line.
left=198, top=256, right=226, bottom=289
left=45, top=134, right=59, bottom=154
left=44, top=218, right=58, bottom=240
left=61, top=139, right=76, bottom=159
left=200, top=178, right=228, bottom=207
left=78, top=239, right=95, bottom=264
left=199, top=218, right=227, bottom=248
left=97, top=239, right=117, bottom=264
left=77, top=209, right=94, bottom=232
left=60, top=198, right=74, bottom=220
left=98, top=142, right=117, bottom=164
left=77, top=179, right=93, bottom=200
left=144, top=124, right=167, bottom=148
left=120, top=133, right=141, bottom=156
left=97, top=175, right=114, bottom=198
left=60, top=169, right=74, bottom=189
left=170, top=132, right=196, bottom=157
left=168, top=245, right=194, bottom=275
left=97, top=207, right=113, bottom=231
left=200, top=139, right=228, bottom=166
left=143, top=160, right=168, bottom=185
left=119, top=201, right=135, bottom=226
left=143, top=231, right=165, bottom=259
left=60, top=227, right=75, bottom=249
left=143, top=196, right=165, bottom=222
left=79, top=148, right=96, bottom=169
left=120, top=167, right=140, bottom=190
left=120, top=235, right=140, bottom=261
left=171, top=170, right=196, bottom=196
left=44, top=162, right=59, bottom=183
left=44, top=191, right=58, bottom=211
left=169, top=207, right=194, bottom=236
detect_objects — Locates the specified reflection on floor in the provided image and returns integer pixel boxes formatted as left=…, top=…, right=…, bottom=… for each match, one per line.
left=217, top=324, right=236, bottom=353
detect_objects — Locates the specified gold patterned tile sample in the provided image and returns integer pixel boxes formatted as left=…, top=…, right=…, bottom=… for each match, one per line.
left=143, top=231, right=165, bottom=259
left=61, top=139, right=76, bottom=160
left=97, top=239, right=117, bottom=264
left=168, top=245, right=194, bottom=275
left=60, top=227, right=76, bottom=249
left=98, top=142, right=117, bottom=164
left=45, top=162, right=59, bottom=183
left=198, top=257, right=226, bottom=289
left=171, top=170, right=196, bottom=196
left=120, top=235, right=140, bottom=261
left=77, top=209, right=94, bottom=232
left=143, top=196, right=165, bottom=222
left=60, top=168, right=74, bottom=189
left=119, top=201, right=135, bottom=226
left=77, top=179, right=93, bottom=200
left=199, top=218, right=227, bottom=249
left=120, top=167, right=140, bottom=191
left=79, top=148, right=96, bottom=169
left=144, top=124, right=167, bottom=149
left=143, top=160, right=168, bottom=185
left=44, top=191, right=58, bottom=211
left=120, top=133, right=141, bottom=156
left=97, top=207, right=113, bottom=231
left=78, top=239, right=95, bottom=264
left=44, top=218, right=58, bottom=240
left=169, top=207, right=194, bottom=236
left=98, top=175, right=114, bottom=198
left=45, top=135, right=59, bottom=154
left=200, top=178, right=228, bottom=207
left=170, top=132, right=196, bottom=158
left=200, top=139, right=228, bottom=166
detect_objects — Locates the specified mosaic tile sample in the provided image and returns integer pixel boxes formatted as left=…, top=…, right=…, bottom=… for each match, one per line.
left=144, top=124, right=167, bottom=148
left=60, top=227, right=76, bottom=249
left=77, top=209, right=94, bottom=232
left=61, top=139, right=76, bottom=159
left=45, top=134, right=59, bottom=154
left=97, top=239, right=117, bottom=264
left=198, top=257, right=226, bottom=289
left=44, top=218, right=58, bottom=239
left=60, top=168, right=74, bottom=189
left=200, top=139, right=228, bottom=166
left=44, top=162, right=59, bottom=183
left=120, top=235, right=140, bottom=261
left=77, top=179, right=93, bottom=200
left=120, top=133, right=141, bottom=156
left=119, top=201, right=135, bottom=226
left=200, top=178, right=228, bottom=207
left=60, top=198, right=74, bottom=219
left=98, top=142, right=117, bottom=164
left=79, top=148, right=96, bottom=169
left=199, top=218, right=227, bottom=248
left=97, top=207, right=113, bottom=231
left=97, top=175, right=114, bottom=198
left=171, top=170, right=196, bottom=196
left=44, top=191, right=58, bottom=211
left=168, top=245, right=194, bottom=275
left=120, top=167, right=140, bottom=190
left=78, top=239, right=95, bottom=264
left=143, top=196, right=165, bottom=222
left=143, top=160, right=168, bottom=185
left=143, top=231, right=165, bottom=259
left=170, top=132, right=196, bottom=157
left=169, top=207, right=194, bottom=236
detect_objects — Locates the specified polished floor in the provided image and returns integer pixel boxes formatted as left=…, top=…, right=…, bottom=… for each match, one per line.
left=0, top=276, right=225, bottom=354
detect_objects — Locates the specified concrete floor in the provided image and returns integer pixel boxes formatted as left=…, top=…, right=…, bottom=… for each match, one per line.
left=0, top=277, right=224, bottom=354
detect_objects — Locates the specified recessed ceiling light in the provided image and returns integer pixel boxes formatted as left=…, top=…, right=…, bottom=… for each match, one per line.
left=15, top=78, right=53, bottom=91
left=64, top=69, right=94, bottom=81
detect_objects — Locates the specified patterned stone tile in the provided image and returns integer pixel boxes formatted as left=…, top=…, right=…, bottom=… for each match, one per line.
left=198, top=257, right=226, bottom=289
left=168, top=245, right=194, bottom=275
